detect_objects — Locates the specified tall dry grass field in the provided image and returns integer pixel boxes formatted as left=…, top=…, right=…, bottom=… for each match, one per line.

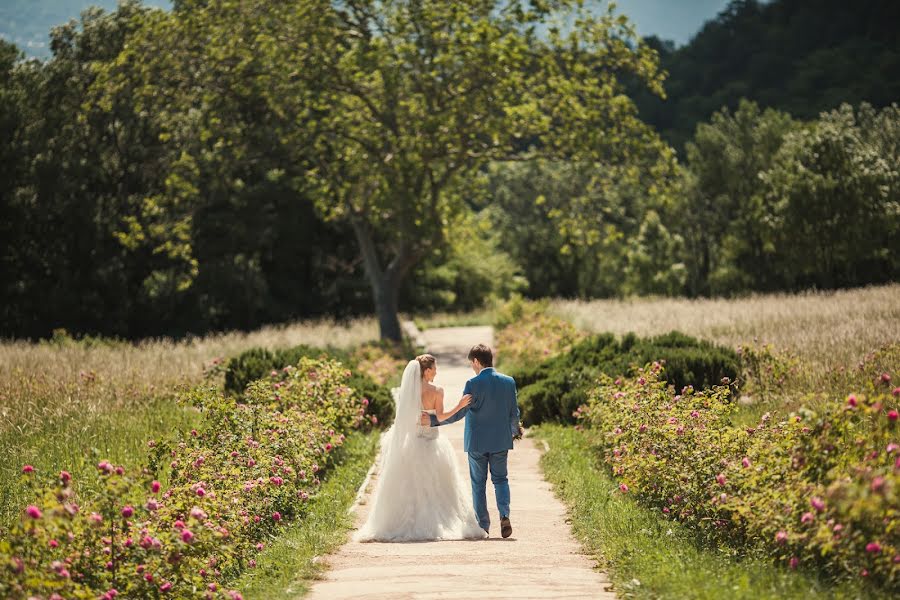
left=0, top=318, right=378, bottom=527
left=552, top=284, right=900, bottom=369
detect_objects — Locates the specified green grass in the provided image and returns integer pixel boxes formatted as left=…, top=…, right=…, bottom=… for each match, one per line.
left=534, top=424, right=883, bottom=600
left=235, top=430, right=380, bottom=599
left=0, top=396, right=199, bottom=529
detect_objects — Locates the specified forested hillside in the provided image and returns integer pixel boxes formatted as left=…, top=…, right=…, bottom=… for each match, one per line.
left=634, top=0, right=900, bottom=150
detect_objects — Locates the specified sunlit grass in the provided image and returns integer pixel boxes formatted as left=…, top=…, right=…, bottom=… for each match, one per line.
left=551, top=284, right=900, bottom=370
left=535, top=424, right=885, bottom=600
left=0, top=318, right=378, bottom=528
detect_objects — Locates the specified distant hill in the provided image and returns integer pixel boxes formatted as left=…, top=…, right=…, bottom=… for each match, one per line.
left=0, top=0, right=170, bottom=57
left=632, top=0, right=900, bottom=151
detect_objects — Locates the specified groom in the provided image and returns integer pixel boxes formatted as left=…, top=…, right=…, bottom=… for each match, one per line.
left=421, top=343, right=521, bottom=538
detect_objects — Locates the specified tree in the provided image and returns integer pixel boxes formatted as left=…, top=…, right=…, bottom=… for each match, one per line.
left=303, top=0, right=667, bottom=339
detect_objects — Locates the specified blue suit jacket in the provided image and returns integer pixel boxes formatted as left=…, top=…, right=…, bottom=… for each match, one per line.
left=430, top=367, right=520, bottom=453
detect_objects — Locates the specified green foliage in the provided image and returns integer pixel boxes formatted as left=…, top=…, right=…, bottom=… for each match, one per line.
left=494, top=296, right=586, bottom=372
left=535, top=424, right=878, bottom=599
left=512, top=331, right=739, bottom=426
left=579, top=364, right=900, bottom=590
left=223, top=345, right=394, bottom=427
left=0, top=357, right=378, bottom=598
left=633, top=0, right=900, bottom=152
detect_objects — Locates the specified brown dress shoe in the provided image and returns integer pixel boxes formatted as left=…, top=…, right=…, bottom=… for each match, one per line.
left=500, top=516, right=512, bottom=538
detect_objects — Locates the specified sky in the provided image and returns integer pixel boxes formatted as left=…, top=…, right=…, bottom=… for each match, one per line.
left=4, top=0, right=735, bottom=58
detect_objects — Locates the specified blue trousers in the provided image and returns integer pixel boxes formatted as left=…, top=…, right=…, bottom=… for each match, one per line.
left=467, top=450, right=510, bottom=531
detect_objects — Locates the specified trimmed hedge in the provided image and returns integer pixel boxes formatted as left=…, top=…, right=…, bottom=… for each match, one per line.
left=223, top=345, right=393, bottom=427
left=512, top=331, right=739, bottom=426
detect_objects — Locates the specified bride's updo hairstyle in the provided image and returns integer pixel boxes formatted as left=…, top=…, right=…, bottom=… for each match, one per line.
left=416, top=354, right=436, bottom=376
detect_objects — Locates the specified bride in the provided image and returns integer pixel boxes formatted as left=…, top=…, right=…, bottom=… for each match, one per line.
left=354, top=354, right=487, bottom=542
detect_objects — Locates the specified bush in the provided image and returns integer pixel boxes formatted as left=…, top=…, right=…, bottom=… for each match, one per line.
left=513, top=331, right=740, bottom=426
left=494, top=297, right=585, bottom=371
left=223, top=344, right=394, bottom=427
left=0, top=357, right=376, bottom=599
left=579, top=361, right=900, bottom=590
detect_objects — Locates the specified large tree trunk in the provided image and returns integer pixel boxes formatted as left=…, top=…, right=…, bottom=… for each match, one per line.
left=349, top=216, right=416, bottom=342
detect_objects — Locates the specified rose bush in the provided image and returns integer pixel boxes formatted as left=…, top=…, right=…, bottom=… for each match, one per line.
left=0, top=357, right=376, bottom=599
left=579, top=359, right=899, bottom=589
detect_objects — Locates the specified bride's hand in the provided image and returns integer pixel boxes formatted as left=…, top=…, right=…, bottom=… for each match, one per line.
left=459, top=394, right=473, bottom=407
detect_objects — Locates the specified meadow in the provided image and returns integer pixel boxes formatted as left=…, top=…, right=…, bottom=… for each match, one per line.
left=551, top=283, right=900, bottom=371
left=0, top=319, right=378, bottom=527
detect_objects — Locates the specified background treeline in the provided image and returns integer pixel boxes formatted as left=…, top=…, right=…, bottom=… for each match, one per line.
left=1, top=0, right=898, bottom=340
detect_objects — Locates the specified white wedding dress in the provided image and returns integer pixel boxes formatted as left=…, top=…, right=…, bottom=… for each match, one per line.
left=354, top=360, right=487, bottom=542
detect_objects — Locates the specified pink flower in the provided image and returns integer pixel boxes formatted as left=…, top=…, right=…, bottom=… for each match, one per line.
left=90, top=512, right=103, bottom=525
left=196, top=487, right=206, bottom=497
left=887, top=443, right=899, bottom=454
left=325, top=443, right=333, bottom=452
left=619, top=484, right=629, bottom=493
left=247, top=459, right=256, bottom=467
left=146, top=499, right=160, bottom=511
left=638, top=424, right=647, bottom=433
left=228, top=592, right=244, bottom=600
left=888, top=410, right=899, bottom=422
left=190, top=507, right=207, bottom=520
left=893, top=387, right=900, bottom=397
left=121, top=505, right=134, bottom=518
left=22, top=464, right=34, bottom=474
left=181, top=529, right=195, bottom=543
left=881, top=373, right=892, bottom=384
left=299, top=491, right=309, bottom=501
left=810, top=497, right=825, bottom=512
left=833, top=523, right=843, bottom=532
left=789, top=556, right=799, bottom=570
left=49, top=539, right=58, bottom=548
left=272, top=512, right=282, bottom=522
left=866, top=541, right=882, bottom=554
left=775, top=530, right=788, bottom=544
left=26, top=505, right=42, bottom=519
left=60, top=470, right=71, bottom=484
left=269, top=476, right=283, bottom=486
left=173, top=520, right=185, bottom=530
left=847, top=394, right=858, bottom=407
left=716, top=474, right=726, bottom=486
left=97, top=460, right=113, bottom=473
left=871, top=476, right=886, bottom=493
left=741, top=457, right=751, bottom=468
left=801, top=512, right=814, bottom=524
left=638, top=377, right=646, bottom=385
left=160, top=582, right=172, bottom=592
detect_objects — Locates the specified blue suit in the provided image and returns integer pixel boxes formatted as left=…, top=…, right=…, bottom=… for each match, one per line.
left=430, top=367, right=520, bottom=531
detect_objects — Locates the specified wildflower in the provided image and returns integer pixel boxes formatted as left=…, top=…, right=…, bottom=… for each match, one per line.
left=97, top=460, right=113, bottom=473
left=775, top=530, right=788, bottom=544
left=810, top=497, right=825, bottom=512
left=789, top=556, right=799, bottom=570
left=272, top=511, right=282, bottom=522
left=893, top=387, right=900, bottom=397
left=115, top=466, right=124, bottom=475
left=847, top=394, right=858, bottom=407
left=22, top=465, right=34, bottom=474
left=325, top=443, right=333, bottom=452
left=638, top=424, right=647, bottom=433
left=190, top=507, right=207, bottom=520
left=146, top=499, right=160, bottom=511
left=619, top=483, right=629, bottom=493
left=881, top=373, right=892, bottom=384
left=173, top=520, right=185, bottom=530
left=25, top=505, right=42, bottom=519
left=887, top=443, right=899, bottom=454
left=269, top=476, right=283, bottom=486
left=888, top=410, right=899, bottom=422
left=196, top=487, right=206, bottom=497
left=866, top=541, right=882, bottom=554
left=121, top=505, right=134, bottom=518
left=741, top=457, right=751, bottom=468
left=49, top=539, right=58, bottom=548
left=256, top=542, right=265, bottom=551
left=716, top=474, right=726, bottom=486
left=60, top=470, right=71, bottom=484
left=160, top=582, right=172, bottom=592
left=182, top=530, right=195, bottom=543
left=871, top=476, right=886, bottom=493
left=801, top=512, right=814, bottom=524
left=151, top=480, right=161, bottom=494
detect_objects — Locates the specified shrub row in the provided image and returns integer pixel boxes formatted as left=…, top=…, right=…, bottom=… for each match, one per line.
left=578, top=355, right=900, bottom=589
left=223, top=344, right=395, bottom=426
left=512, top=331, right=740, bottom=426
left=0, top=357, right=378, bottom=599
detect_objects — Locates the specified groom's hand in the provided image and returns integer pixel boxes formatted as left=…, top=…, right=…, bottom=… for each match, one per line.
left=420, top=412, right=431, bottom=426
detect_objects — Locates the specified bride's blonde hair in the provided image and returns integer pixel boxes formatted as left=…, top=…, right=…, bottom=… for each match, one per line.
left=416, top=354, right=436, bottom=376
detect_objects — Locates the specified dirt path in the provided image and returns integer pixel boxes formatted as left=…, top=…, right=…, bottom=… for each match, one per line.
left=305, top=326, right=615, bottom=599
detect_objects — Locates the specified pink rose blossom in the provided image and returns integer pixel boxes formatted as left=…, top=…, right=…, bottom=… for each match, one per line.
left=22, top=465, right=34, bottom=474
left=888, top=410, right=899, bottom=422
left=272, top=511, right=282, bottom=522
left=26, top=505, right=42, bottom=519
left=160, top=582, right=172, bottom=592
left=775, top=530, right=788, bottom=544
left=196, top=487, right=206, bottom=497
left=619, top=483, right=629, bottom=493
left=181, top=530, right=195, bottom=543
left=49, top=539, right=59, bottom=548
left=121, top=505, right=134, bottom=518
left=801, top=512, right=814, bottom=524
left=146, top=499, right=160, bottom=511
left=847, top=394, right=858, bottom=407
left=716, top=474, right=726, bottom=486
left=60, top=471, right=71, bottom=484
left=810, top=497, right=825, bottom=512
left=871, top=476, right=886, bottom=493
left=741, top=457, right=751, bottom=468
left=789, top=556, right=799, bottom=569
left=866, top=541, right=882, bottom=554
